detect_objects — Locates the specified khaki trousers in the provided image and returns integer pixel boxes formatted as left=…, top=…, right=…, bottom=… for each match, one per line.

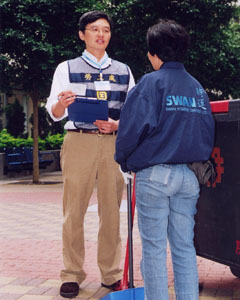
left=60, top=131, right=124, bottom=285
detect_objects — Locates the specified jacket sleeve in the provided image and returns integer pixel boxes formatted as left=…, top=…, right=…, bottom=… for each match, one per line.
left=115, top=75, right=158, bottom=171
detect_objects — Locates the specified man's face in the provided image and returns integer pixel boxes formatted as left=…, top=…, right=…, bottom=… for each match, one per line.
left=79, top=18, right=111, bottom=54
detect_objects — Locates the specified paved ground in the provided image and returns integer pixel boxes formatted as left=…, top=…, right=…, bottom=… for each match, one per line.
left=0, top=171, right=239, bottom=300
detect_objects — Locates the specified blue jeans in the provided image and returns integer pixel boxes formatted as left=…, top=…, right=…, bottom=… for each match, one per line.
left=135, top=164, right=200, bottom=300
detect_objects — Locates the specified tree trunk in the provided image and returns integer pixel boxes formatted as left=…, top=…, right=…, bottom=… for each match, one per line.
left=31, top=94, right=39, bottom=183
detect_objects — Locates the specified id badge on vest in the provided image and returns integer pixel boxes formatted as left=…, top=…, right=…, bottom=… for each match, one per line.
left=94, top=80, right=111, bottom=91
left=94, top=81, right=111, bottom=101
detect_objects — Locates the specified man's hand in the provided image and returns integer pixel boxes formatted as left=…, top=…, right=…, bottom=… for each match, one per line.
left=57, top=91, right=76, bottom=109
left=52, top=90, right=76, bottom=118
left=94, top=118, right=119, bottom=134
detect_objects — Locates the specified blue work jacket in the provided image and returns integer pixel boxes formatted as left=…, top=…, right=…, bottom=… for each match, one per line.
left=115, top=62, right=215, bottom=172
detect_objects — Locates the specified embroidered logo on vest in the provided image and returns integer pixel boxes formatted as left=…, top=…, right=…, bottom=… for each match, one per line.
left=109, top=75, right=116, bottom=82
left=97, top=91, right=107, bottom=100
left=85, top=73, right=92, bottom=80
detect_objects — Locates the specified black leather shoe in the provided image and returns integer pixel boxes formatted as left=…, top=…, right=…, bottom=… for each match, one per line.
left=60, top=282, right=79, bottom=298
left=101, top=280, right=121, bottom=291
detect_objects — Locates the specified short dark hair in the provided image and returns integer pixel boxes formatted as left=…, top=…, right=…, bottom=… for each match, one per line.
left=79, top=10, right=113, bottom=32
left=147, top=19, right=190, bottom=62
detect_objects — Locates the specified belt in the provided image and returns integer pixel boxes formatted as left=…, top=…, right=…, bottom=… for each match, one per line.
left=67, top=129, right=116, bottom=135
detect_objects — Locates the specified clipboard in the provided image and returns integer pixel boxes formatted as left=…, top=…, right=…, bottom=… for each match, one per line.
left=68, top=97, right=108, bottom=123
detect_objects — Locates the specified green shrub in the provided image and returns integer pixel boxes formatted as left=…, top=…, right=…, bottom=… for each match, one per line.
left=0, top=129, right=65, bottom=151
left=45, top=133, right=65, bottom=150
left=0, top=129, right=16, bottom=149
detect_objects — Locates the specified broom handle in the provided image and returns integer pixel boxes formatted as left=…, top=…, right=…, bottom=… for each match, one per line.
left=127, top=175, right=134, bottom=288
left=122, top=175, right=136, bottom=289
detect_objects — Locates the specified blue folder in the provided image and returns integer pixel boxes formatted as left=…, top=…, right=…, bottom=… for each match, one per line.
left=68, top=97, right=108, bottom=123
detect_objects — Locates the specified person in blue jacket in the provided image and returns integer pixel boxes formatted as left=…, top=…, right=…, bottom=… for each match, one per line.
left=115, top=19, right=215, bottom=300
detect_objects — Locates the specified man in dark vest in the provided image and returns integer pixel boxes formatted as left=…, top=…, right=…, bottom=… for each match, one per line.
left=46, top=10, right=134, bottom=298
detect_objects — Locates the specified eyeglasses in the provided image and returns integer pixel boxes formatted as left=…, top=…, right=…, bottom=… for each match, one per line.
left=85, top=27, right=111, bottom=35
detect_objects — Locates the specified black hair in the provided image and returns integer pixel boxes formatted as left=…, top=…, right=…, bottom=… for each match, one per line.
left=79, top=10, right=113, bottom=32
left=147, top=19, right=190, bottom=62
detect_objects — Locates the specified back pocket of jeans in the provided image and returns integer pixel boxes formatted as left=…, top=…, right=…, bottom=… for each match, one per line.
left=150, top=164, right=172, bottom=186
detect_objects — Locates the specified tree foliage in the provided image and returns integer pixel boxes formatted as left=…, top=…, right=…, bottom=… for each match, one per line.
left=1, top=0, right=240, bottom=102
left=109, top=0, right=240, bottom=100
left=1, top=0, right=103, bottom=97
left=1, top=0, right=240, bottom=101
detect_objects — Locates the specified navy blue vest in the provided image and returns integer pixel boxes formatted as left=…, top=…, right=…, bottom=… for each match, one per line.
left=68, top=57, right=130, bottom=129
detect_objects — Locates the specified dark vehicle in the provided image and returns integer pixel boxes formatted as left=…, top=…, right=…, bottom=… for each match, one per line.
left=194, top=99, right=240, bottom=278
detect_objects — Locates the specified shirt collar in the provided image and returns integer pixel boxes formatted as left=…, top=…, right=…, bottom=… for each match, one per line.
left=161, top=62, right=185, bottom=70
left=82, top=50, right=111, bottom=69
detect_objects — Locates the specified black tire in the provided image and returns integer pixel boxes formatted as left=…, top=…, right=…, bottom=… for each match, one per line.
left=230, top=266, right=240, bottom=278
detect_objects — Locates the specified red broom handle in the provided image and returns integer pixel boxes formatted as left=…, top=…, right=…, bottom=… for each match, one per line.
left=120, top=175, right=136, bottom=289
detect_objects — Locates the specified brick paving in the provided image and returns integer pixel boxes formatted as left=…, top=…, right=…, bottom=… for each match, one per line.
left=0, top=171, right=239, bottom=299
